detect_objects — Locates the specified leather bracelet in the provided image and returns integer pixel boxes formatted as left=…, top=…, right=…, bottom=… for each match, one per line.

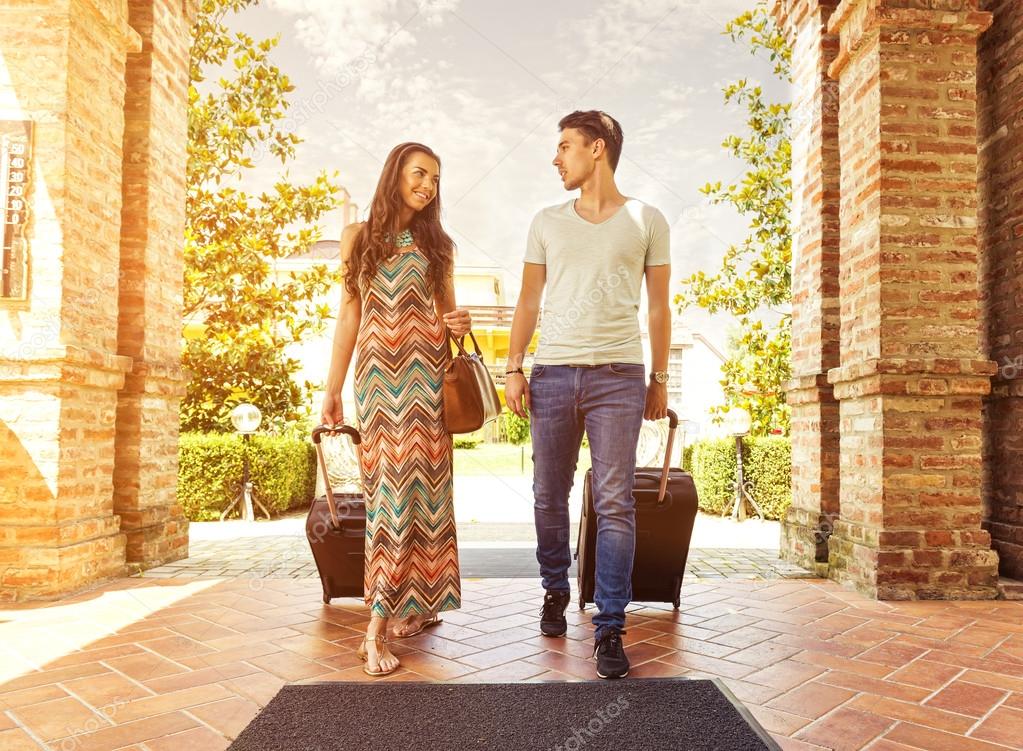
left=505, top=368, right=524, bottom=376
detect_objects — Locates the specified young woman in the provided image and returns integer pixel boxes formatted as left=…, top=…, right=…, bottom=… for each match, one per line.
left=320, top=142, right=471, bottom=676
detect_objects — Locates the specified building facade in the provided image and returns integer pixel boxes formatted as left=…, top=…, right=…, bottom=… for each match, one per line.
left=0, top=0, right=1020, bottom=602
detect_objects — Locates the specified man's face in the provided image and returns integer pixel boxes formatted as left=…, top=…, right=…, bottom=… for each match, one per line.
left=552, top=128, right=596, bottom=191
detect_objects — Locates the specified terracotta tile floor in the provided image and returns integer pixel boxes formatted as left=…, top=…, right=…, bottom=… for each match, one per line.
left=1, top=575, right=1022, bottom=750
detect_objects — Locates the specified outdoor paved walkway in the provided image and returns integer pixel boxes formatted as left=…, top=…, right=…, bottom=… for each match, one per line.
left=139, top=512, right=809, bottom=580
left=137, top=535, right=814, bottom=581
left=2, top=575, right=1022, bottom=750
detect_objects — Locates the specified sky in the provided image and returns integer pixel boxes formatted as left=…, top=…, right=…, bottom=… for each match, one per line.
left=225, top=0, right=788, bottom=356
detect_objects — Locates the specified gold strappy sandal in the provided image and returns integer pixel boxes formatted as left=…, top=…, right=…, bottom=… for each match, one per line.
left=356, top=634, right=399, bottom=676
left=392, top=614, right=443, bottom=639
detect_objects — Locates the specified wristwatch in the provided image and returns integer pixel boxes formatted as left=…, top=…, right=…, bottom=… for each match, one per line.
left=650, top=370, right=669, bottom=384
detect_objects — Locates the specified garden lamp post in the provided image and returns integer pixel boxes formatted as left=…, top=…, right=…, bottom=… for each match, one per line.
left=721, top=407, right=764, bottom=522
left=220, top=403, right=271, bottom=522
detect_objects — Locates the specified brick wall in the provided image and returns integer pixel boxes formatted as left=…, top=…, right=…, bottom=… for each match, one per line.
left=0, top=0, right=196, bottom=601
left=771, top=0, right=843, bottom=574
left=0, top=0, right=139, bottom=601
left=113, top=0, right=192, bottom=570
left=978, top=0, right=1023, bottom=580
left=821, top=0, right=1000, bottom=599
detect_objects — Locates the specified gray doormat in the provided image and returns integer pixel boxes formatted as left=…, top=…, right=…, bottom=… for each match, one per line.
left=228, top=677, right=781, bottom=751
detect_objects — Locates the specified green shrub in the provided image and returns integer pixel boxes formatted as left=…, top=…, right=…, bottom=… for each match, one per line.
left=178, top=432, right=316, bottom=521
left=453, top=436, right=481, bottom=449
left=692, top=437, right=738, bottom=516
left=279, top=414, right=318, bottom=440
left=745, top=435, right=792, bottom=521
left=502, top=410, right=531, bottom=445
left=690, top=435, right=791, bottom=520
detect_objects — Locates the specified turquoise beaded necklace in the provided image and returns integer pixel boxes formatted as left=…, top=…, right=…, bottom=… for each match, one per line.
left=391, top=228, right=413, bottom=248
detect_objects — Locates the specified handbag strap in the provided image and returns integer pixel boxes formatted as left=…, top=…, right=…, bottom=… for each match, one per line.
left=446, top=329, right=482, bottom=357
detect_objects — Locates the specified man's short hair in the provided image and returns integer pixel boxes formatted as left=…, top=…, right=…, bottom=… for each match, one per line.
left=557, top=110, right=624, bottom=172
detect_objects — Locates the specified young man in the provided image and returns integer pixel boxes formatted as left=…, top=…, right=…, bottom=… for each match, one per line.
left=505, top=110, right=672, bottom=679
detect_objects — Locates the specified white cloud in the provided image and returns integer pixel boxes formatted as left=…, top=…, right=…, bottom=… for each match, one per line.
left=231, top=0, right=783, bottom=352
left=267, top=0, right=447, bottom=74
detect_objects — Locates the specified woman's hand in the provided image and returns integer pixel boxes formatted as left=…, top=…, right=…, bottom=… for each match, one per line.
left=320, top=391, right=344, bottom=427
left=443, top=308, right=472, bottom=337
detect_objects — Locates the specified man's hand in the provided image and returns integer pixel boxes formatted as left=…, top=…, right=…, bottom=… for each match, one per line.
left=644, top=381, right=668, bottom=421
left=505, top=372, right=531, bottom=418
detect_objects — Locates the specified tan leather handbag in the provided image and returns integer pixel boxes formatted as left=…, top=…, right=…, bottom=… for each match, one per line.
left=442, top=330, right=501, bottom=434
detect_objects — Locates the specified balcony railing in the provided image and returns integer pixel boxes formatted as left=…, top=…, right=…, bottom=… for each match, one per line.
left=465, top=305, right=515, bottom=328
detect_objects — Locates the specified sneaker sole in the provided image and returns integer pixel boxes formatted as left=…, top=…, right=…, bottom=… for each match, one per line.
left=539, top=627, right=567, bottom=638
left=593, top=652, right=629, bottom=679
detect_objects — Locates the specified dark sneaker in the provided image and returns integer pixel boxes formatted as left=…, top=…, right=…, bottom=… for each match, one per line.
left=593, top=628, right=629, bottom=679
left=539, top=589, right=571, bottom=637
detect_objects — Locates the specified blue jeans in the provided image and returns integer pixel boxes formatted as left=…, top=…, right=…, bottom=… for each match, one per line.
left=528, top=362, right=647, bottom=641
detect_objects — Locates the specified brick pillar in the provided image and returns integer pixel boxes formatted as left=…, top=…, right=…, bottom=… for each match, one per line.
left=978, top=0, right=1023, bottom=580
left=770, top=0, right=842, bottom=575
left=826, top=0, right=999, bottom=599
left=113, top=0, right=197, bottom=571
left=0, top=1, right=141, bottom=600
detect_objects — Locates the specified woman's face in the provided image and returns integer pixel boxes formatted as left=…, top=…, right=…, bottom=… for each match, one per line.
left=399, top=152, right=440, bottom=213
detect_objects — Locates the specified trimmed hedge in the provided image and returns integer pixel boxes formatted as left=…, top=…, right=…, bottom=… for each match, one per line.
left=744, top=436, right=792, bottom=521
left=690, top=435, right=791, bottom=520
left=178, top=432, right=317, bottom=521
left=501, top=410, right=531, bottom=445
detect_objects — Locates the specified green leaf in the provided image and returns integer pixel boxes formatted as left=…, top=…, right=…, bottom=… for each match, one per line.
left=183, top=0, right=342, bottom=433
left=675, top=2, right=792, bottom=437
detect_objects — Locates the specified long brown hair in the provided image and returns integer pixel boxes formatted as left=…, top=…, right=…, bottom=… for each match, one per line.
left=343, top=142, right=455, bottom=299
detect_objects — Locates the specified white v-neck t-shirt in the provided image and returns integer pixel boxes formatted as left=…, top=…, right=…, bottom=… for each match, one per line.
left=523, top=197, right=671, bottom=366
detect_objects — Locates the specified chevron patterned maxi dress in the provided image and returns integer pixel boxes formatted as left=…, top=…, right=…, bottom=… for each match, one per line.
left=353, top=243, right=461, bottom=619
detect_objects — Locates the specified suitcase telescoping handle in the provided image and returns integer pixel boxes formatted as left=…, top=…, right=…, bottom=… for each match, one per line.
left=312, top=424, right=362, bottom=529
left=633, top=409, right=678, bottom=505
left=659, top=409, right=679, bottom=504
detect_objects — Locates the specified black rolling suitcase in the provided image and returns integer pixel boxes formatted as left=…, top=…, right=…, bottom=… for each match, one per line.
left=576, top=409, right=698, bottom=611
left=308, top=424, right=367, bottom=604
